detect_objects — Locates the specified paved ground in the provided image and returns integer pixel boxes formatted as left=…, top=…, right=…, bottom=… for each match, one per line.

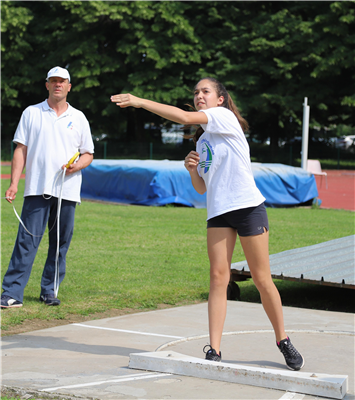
left=2, top=301, right=354, bottom=400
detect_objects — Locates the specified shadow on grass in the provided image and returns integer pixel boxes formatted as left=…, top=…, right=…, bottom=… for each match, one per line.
left=234, top=279, right=355, bottom=314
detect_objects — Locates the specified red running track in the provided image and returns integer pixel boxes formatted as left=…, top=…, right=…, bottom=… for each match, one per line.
left=1, top=174, right=26, bottom=179
left=314, top=170, right=354, bottom=211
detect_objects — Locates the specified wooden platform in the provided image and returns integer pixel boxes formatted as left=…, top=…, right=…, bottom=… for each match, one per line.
left=229, top=235, right=355, bottom=300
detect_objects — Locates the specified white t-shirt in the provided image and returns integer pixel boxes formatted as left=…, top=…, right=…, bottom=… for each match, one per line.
left=197, top=107, right=265, bottom=220
left=13, top=100, right=94, bottom=203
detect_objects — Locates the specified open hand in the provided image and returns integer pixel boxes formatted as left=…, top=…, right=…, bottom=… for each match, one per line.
left=110, top=93, right=142, bottom=108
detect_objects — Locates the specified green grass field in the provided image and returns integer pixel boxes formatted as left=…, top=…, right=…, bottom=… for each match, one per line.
left=1, top=176, right=354, bottom=335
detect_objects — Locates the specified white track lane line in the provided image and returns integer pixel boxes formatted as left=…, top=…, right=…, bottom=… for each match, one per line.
left=41, top=372, right=172, bottom=392
left=72, top=323, right=184, bottom=339
left=279, top=392, right=305, bottom=399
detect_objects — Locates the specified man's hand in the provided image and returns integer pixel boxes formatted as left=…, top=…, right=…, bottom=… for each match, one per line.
left=5, top=185, right=18, bottom=204
left=62, top=163, right=77, bottom=175
left=62, top=152, right=93, bottom=175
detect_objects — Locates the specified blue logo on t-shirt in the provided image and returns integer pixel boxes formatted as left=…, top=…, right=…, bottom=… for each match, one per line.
left=199, top=139, right=214, bottom=173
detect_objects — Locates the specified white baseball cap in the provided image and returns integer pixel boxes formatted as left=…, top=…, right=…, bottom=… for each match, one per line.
left=46, top=66, right=71, bottom=82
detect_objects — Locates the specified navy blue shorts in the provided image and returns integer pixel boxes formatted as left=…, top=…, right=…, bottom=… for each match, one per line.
left=207, top=203, right=269, bottom=236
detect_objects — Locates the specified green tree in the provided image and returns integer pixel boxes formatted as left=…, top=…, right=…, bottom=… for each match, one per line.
left=1, top=1, right=203, bottom=145
left=1, top=1, right=354, bottom=157
left=191, top=1, right=355, bottom=152
left=1, top=1, right=34, bottom=138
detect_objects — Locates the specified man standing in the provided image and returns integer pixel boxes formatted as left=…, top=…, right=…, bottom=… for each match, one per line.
left=1, top=66, right=94, bottom=307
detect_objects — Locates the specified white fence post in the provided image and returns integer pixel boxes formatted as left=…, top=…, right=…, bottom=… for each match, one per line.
left=301, top=97, right=310, bottom=170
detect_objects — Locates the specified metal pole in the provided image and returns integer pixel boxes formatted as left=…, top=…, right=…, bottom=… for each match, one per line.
left=289, top=145, right=293, bottom=166
left=150, top=142, right=153, bottom=160
left=103, top=142, right=107, bottom=159
left=301, top=97, right=310, bottom=170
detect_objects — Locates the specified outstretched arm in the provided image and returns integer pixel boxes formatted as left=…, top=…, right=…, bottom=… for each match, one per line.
left=110, top=93, right=208, bottom=126
left=111, top=93, right=207, bottom=195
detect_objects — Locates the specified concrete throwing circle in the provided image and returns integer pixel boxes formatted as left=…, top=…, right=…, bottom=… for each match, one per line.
left=155, top=329, right=354, bottom=394
left=156, top=329, right=354, bottom=352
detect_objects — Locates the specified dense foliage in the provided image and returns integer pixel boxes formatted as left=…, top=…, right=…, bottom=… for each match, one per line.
left=1, top=1, right=354, bottom=151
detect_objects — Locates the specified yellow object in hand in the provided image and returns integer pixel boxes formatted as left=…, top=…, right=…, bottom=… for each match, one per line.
left=66, top=152, right=80, bottom=168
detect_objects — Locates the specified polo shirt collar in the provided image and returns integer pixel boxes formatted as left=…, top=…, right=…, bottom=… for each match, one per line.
left=43, top=99, right=72, bottom=116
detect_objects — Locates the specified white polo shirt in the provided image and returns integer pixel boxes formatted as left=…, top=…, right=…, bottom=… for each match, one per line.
left=14, top=100, right=94, bottom=203
left=197, top=107, right=265, bottom=220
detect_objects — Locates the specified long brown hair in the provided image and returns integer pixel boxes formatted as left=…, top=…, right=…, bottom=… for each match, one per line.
left=191, top=77, right=249, bottom=145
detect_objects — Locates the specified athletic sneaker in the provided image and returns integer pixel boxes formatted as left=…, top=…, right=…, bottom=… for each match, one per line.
left=1, top=294, right=23, bottom=308
left=277, top=336, right=304, bottom=371
left=203, top=345, right=221, bottom=362
left=40, top=294, right=61, bottom=306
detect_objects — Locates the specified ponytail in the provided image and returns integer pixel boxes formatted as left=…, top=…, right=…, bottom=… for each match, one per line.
left=226, top=92, right=249, bottom=133
left=192, top=126, right=204, bottom=146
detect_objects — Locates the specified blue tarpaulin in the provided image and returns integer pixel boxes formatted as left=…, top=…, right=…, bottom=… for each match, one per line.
left=251, top=163, right=318, bottom=207
left=81, top=159, right=318, bottom=208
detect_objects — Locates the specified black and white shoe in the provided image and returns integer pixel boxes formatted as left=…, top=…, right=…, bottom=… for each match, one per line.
left=277, top=336, right=304, bottom=371
left=1, top=294, right=23, bottom=308
left=203, top=345, right=221, bottom=362
left=40, top=294, right=61, bottom=306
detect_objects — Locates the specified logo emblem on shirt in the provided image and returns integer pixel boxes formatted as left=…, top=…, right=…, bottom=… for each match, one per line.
left=67, top=121, right=73, bottom=130
left=199, top=140, right=213, bottom=173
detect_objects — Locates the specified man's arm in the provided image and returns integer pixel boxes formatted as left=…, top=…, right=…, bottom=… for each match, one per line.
left=5, top=143, right=27, bottom=203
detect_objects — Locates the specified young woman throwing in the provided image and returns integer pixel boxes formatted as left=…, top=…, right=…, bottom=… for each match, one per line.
left=111, top=77, right=304, bottom=371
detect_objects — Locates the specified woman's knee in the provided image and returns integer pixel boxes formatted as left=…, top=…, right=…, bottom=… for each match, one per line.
left=210, top=265, right=230, bottom=287
left=252, top=275, right=275, bottom=294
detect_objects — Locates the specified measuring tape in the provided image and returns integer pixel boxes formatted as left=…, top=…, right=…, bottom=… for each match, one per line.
left=4, top=152, right=81, bottom=298
left=51, top=151, right=81, bottom=296
left=66, top=152, right=80, bottom=169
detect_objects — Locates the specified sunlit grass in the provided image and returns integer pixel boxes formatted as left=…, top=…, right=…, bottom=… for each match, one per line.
left=1, top=176, right=354, bottom=333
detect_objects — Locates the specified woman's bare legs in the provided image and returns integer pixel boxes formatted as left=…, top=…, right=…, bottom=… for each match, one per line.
left=207, top=226, right=287, bottom=354
left=207, top=227, right=237, bottom=354
left=239, top=229, right=287, bottom=342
